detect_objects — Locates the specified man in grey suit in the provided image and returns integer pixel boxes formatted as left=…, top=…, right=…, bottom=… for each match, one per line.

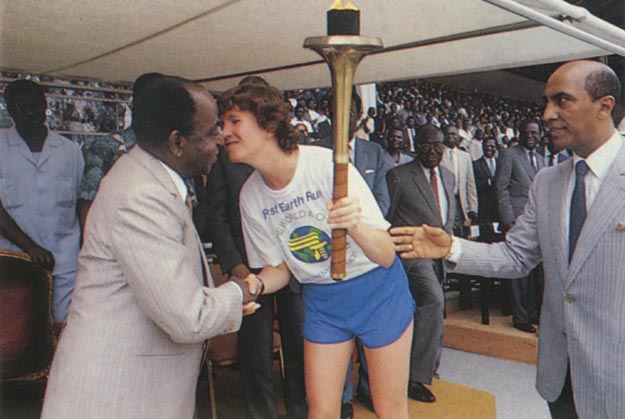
left=390, top=60, right=624, bottom=419
left=495, top=119, right=545, bottom=333
left=42, top=75, right=259, bottom=419
left=386, top=124, right=455, bottom=404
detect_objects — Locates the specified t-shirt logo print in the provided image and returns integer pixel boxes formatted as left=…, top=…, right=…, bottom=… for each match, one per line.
left=289, top=226, right=331, bottom=263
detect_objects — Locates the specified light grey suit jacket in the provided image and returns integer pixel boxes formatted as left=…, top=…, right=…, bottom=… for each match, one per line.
left=441, top=146, right=478, bottom=221
left=42, top=145, right=243, bottom=419
left=494, top=145, right=544, bottom=226
left=450, top=137, right=625, bottom=418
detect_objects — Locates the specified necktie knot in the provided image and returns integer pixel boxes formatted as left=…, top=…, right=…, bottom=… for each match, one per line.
left=575, top=160, right=589, bottom=177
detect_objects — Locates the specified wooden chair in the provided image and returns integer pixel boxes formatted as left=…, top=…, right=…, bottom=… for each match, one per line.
left=198, top=264, right=285, bottom=419
left=0, top=249, right=55, bottom=382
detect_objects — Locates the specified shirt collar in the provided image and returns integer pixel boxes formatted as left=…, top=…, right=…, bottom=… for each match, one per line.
left=159, top=161, right=188, bottom=203
left=572, top=130, right=623, bottom=181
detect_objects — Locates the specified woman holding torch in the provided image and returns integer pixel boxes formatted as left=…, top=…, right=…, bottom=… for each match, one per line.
left=219, top=82, right=414, bottom=419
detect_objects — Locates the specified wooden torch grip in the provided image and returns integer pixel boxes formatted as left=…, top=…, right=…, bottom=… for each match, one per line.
left=331, top=161, right=349, bottom=280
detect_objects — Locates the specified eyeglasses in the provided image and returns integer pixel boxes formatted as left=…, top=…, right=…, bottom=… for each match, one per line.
left=416, top=143, right=444, bottom=152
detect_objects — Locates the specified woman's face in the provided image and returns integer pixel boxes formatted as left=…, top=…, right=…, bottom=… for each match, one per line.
left=221, top=107, right=273, bottom=164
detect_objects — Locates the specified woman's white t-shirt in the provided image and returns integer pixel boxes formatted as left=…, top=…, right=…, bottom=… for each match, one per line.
left=240, top=145, right=390, bottom=285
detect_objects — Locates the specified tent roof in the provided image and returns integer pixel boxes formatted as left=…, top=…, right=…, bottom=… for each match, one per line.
left=1, top=0, right=608, bottom=91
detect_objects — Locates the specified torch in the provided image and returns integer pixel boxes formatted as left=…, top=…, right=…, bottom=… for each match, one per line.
left=304, top=1, right=382, bottom=280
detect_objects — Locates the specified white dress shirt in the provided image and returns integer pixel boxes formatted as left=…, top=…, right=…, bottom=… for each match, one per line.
left=563, top=130, right=623, bottom=235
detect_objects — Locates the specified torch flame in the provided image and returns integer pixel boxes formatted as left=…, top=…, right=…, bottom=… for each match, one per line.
left=329, top=0, right=358, bottom=11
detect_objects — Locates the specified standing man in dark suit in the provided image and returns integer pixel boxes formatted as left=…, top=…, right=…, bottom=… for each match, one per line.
left=386, top=124, right=455, bottom=404
left=537, top=133, right=571, bottom=167
left=391, top=60, right=625, bottom=419
left=473, top=137, right=499, bottom=224
left=494, top=119, right=545, bottom=333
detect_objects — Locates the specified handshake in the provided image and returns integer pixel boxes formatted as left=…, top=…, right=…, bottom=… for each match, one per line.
left=229, top=272, right=265, bottom=316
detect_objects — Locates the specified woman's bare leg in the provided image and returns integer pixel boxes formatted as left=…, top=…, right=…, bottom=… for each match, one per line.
left=304, top=338, right=354, bottom=419
left=363, top=321, right=413, bottom=419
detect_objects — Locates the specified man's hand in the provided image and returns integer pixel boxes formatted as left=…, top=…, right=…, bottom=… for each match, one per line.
left=26, top=243, right=55, bottom=271
left=230, top=274, right=260, bottom=304
left=389, top=225, right=452, bottom=259
left=230, top=263, right=251, bottom=280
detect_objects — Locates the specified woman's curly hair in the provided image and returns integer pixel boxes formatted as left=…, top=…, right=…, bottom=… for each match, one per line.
left=218, top=84, right=299, bottom=153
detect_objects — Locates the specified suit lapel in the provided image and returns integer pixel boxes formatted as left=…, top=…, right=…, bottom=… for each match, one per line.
left=131, top=146, right=215, bottom=288
left=517, top=147, right=535, bottom=180
left=354, top=139, right=368, bottom=177
left=548, top=161, right=572, bottom=285
left=566, top=145, right=625, bottom=286
left=410, top=164, right=442, bottom=225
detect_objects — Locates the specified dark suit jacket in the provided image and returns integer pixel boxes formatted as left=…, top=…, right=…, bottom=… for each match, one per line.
left=386, top=161, right=455, bottom=233
left=317, top=136, right=393, bottom=215
left=473, top=157, right=499, bottom=223
left=202, top=146, right=254, bottom=273
left=494, top=145, right=544, bottom=226
left=386, top=161, right=455, bottom=282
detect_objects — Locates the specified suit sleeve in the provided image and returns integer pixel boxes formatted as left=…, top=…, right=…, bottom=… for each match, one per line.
left=494, top=148, right=515, bottom=226
left=451, top=170, right=542, bottom=278
left=111, top=186, right=242, bottom=344
left=203, top=153, right=245, bottom=273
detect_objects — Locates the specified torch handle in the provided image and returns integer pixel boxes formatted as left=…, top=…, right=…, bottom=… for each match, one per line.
left=331, top=161, right=349, bottom=280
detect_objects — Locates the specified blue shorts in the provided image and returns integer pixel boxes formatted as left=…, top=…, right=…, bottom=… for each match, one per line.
left=302, top=257, right=415, bottom=348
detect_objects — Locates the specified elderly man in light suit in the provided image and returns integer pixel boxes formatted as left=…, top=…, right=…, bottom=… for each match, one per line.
left=42, top=75, right=259, bottom=419
left=441, top=123, right=478, bottom=231
left=390, top=60, right=625, bottom=419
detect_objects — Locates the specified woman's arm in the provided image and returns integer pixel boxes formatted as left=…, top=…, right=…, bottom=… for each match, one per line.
left=327, top=197, right=395, bottom=268
left=246, top=261, right=292, bottom=296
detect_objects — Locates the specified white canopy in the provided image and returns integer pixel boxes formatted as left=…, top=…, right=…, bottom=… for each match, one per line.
left=1, top=0, right=621, bottom=91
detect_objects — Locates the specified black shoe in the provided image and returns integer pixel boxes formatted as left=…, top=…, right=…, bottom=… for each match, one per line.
left=408, top=382, right=436, bottom=403
left=340, top=402, right=354, bottom=419
left=356, top=391, right=375, bottom=412
left=514, top=322, right=536, bottom=333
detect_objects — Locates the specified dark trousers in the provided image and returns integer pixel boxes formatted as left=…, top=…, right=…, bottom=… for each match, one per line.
left=548, top=366, right=578, bottom=419
left=511, top=264, right=543, bottom=325
left=238, top=285, right=307, bottom=419
left=403, top=258, right=444, bottom=385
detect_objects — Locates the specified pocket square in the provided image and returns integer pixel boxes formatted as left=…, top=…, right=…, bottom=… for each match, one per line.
left=616, top=222, right=625, bottom=232
left=365, top=169, right=375, bottom=174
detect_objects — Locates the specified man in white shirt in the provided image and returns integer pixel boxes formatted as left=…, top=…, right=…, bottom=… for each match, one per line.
left=390, top=60, right=625, bottom=419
